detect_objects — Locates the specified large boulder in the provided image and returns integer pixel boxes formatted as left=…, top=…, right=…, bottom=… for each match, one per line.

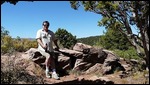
left=56, top=54, right=71, bottom=71
left=73, top=43, right=92, bottom=53
left=25, top=48, right=45, bottom=64
left=102, top=52, right=125, bottom=75
left=25, top=43, right=126, bottom=75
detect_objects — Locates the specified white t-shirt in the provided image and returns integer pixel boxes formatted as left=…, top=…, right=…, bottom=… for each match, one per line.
left=36, top=29, right=56, bottom=52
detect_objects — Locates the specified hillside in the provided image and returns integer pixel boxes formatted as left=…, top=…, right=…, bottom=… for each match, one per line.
left=77, top=35, right=102, bottom=46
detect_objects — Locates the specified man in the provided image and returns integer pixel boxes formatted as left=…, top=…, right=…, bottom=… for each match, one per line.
left=36, top=21, right=59, bottom=80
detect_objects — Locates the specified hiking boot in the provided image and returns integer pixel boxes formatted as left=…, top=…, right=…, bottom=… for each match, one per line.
left=52, top=73, right=60, bottom=80
left=45, top=71, right=51, bottom=78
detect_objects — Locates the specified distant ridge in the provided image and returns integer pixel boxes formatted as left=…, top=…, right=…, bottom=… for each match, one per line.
left=77, top=35, right=101, bottom=39
left=12, top=38, right=36, bottom=41
left=77, top=35, right=102, bottom=46
left=25, top=38, right=36, bottom=41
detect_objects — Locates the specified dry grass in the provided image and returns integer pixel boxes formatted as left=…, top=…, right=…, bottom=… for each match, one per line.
left=107, top=70, right=149, bottom=84
left=68, top=69, right=84, bottom=76
left=32, top=63, right=45, bottom=77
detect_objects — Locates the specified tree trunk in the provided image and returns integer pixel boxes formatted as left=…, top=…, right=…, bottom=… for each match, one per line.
left=121, top=16, right=149, bottom=70
left=140, top=28, right=149, bottom=69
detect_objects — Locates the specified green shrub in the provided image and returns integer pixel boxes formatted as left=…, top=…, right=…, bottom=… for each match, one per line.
left=113, top=47, right=141, bottom=60
left=1, top=35, right=15, bottom=54
left=99, top=28, right=131, bottom=50
left=55, top=28, right=77, bottom=49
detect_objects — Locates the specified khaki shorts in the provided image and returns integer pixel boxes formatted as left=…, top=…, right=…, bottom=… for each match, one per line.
left=39, top=50, right=55, bottom=59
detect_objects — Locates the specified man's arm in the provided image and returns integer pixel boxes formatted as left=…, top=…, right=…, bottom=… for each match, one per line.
left=37, top=38, right=46, bottom=49
left=54, top=39, right=59, bottom=50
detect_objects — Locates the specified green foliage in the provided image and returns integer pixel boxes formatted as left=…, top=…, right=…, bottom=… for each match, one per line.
left=55, top=28, right=77, bottom=49
left=1, top=30, right=37, bottom=54
left=1, top=36, right=38, bottom=54
left=1, top=27, right=38, bottom=54
left=99, top=28, right=131, bottom=50
left=1, top=27, right=15, bottom=54
left=1, top=26, right=9, bottom=40
left=113, top=47, right=141, bottom=60
left=70, top=1, right=80, bottom=10
left=77, top=34, right=141, bottom=60
left=77, top=36, right=101, bottom=46
left=69, top=1, right=149, bottom=53
left=1, top=35, right=14, bottom=54
left=13, top=38, right=37, bottom=52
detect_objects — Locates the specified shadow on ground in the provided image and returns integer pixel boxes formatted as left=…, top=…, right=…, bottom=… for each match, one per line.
left=54, top=79, right=114, bottom=84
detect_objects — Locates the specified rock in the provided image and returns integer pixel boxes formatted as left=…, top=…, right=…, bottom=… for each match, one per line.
left=88, top=76, right=114, bottom=84
left=57, top=54, right=71, bottom=71
left=130, top=59, right=138, bottom=64
left=59, top=48, right=83, bottom=58
left=23, top=43, right=126, bottom=76
left=85, top=63, right=102, bottom=74
left=102, top=53, right=125, bottom=75
left=73, top=43, right=92, bottom=53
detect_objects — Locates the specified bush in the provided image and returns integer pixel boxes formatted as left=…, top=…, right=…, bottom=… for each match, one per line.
left=113, top=47, right=141, bottom=60
left=55, top=28, right=77, bottom=49
left=99, top=28, right=131, bottom=50
left=1, top=35, right=14, bottom=54
left=1, top=36, right=38, bottom=54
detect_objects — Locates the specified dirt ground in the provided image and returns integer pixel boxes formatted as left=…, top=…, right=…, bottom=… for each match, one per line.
left=41, top=70, right=149, bottom=84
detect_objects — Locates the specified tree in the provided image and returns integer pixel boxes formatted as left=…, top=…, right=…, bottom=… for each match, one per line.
left=16, top=36, right=21, bottom=41
left=1, top=35, right=14, bottom=54
left=70, top=1, right=149, bottom=69
left=100, top=28, right=132, bottom=50
left=1, top=26, right=9, bottom=45
left=1, top=26, right=9, bottom=38
left=55, top=28, right=77, bottom=49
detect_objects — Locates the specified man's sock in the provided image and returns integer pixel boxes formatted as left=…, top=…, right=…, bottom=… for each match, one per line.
left=45, top=68, right=50, bottom=78
left=52, top=69, right=56, bottom=74
left=46, top=66, right=49, bottom=73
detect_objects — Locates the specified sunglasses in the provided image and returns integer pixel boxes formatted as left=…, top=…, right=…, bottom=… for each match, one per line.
left=43, top=24, right=49, bottom=27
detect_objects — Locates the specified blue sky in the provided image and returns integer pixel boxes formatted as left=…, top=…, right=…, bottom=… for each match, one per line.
left=1, top=1, right=106, bottom=38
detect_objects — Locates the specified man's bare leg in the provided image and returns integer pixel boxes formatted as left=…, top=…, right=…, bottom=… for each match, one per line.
left=45, top=56, right=51, bottom=78
left=39, top=51, right=51, bottom=78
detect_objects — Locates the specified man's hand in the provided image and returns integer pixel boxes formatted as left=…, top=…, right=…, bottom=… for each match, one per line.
left=43, top=44, right=48, bottom=52
left=54, top=39, right=60, bottom=51
left=37, top=39, right=47, bottom=50
left=43, top=44, right=47, bottom=49
left=54, top=46, right=59, bottom=51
